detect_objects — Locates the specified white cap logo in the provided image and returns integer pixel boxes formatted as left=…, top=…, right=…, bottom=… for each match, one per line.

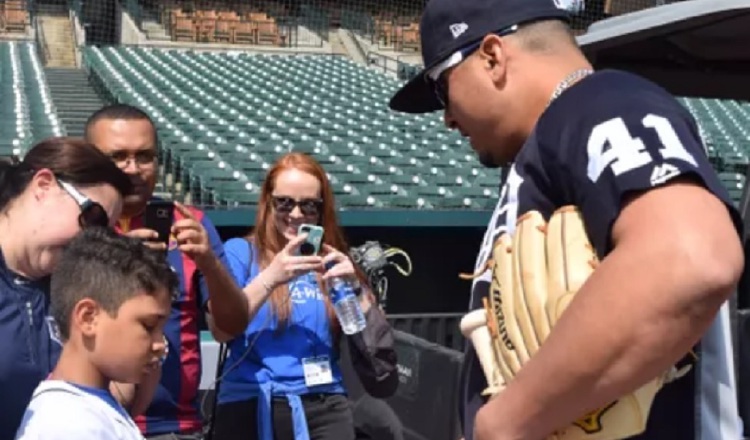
left=554, top=0, right=585, bottom=13
left=449, top=23, right=468, bottom=39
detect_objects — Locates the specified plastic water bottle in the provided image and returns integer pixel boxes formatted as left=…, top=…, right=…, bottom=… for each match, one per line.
left=330, top=277, right=366, bottom=335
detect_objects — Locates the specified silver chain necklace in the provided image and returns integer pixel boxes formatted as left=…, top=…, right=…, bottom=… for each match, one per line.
left=547, top=68, right=594, bottom=107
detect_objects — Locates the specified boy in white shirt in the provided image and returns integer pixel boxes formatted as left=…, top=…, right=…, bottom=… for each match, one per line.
left=15, top=227, right=177, bottom=440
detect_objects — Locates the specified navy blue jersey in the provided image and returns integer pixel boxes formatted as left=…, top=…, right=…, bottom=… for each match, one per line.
left=0, top=251, right=62, bottom=439
left=460, top=69, right=743, bottom=440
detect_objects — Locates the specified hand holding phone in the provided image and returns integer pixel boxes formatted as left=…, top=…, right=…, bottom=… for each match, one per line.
left=264, top=233, right=325, bottom=287
left=123, top=228, right=167, bottom=252
left=143, top=200, right=175, bottom=252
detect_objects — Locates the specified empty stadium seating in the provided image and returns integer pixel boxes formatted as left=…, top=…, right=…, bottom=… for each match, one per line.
left=0, top=41, right=63, bottom=157
left=678, top=97, right=750, bottom=203
left=83, top=45, right=501, bottom=209
left=1, top=39, right=747, bottom=209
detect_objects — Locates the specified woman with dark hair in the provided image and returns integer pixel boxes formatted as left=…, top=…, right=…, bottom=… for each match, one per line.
left=211, top=152, right=397, bottom=440
left=0, top=137, right=132, bottom=439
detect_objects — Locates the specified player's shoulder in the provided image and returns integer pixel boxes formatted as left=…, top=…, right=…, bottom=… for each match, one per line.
left=532, top=69, right=705, bottom=170
left=566, top=69, right=682, bottom=109
left=540, top=69, right=692, bottom=135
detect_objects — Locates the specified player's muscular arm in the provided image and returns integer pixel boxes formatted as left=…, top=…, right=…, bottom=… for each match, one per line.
left=476, top=178, right=743, bottom=440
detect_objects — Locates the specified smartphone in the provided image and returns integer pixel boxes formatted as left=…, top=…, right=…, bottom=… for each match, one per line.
left=143, top=200, right=175, bottom=247
left=297, top=224, right=324, bottom=256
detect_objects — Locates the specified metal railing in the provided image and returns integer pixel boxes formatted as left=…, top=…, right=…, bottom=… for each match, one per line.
left=387, top=313, right=465, bottom=352
left=33, top=15, right=49, bottom=64
left=366, top=50, right=420, bottom=80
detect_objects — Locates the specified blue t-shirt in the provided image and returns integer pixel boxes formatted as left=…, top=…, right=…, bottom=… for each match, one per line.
left=0, top=251, right=62, bottom=439
left=70, top=383, right=131, bottom=420
left=218, top=237, right=346, bottom=404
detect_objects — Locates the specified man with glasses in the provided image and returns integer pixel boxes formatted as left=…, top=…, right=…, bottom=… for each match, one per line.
left=84, top=104, right=250, bottom=440
left=389, top=0, right=744, bottom=439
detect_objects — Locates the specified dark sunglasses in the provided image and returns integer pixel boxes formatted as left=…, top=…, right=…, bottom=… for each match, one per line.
left=430, top=25, right=519, bottom=108
left=57, top=178, right=110, bottom=228
left=271, top=196, right=323, bottom=216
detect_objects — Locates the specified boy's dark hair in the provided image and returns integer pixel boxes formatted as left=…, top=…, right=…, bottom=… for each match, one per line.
left=51, top=227, right=178, bottom=341
left=84, top=103, right=158, bottom=146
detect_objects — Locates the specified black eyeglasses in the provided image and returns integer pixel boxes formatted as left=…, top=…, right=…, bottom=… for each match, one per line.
left=108, top=150, right=157, bottom=169
left=271, top=196, right=323, bottom=216
left=57, top=179, right=110, bottom=228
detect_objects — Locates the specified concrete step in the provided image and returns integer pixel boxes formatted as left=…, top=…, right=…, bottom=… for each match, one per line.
left=39, top=14, right=76, bottom=68
left=147, top=32, right=172, bottom=41
left=56, top=110, right=100, bottom=118
left=142, top=22, right=163, bottom=31
left=140, top=19, right=170, bottom=42
left=44, top=68, right=106, bottom=135
left=53, top=96, right=102, bottom=102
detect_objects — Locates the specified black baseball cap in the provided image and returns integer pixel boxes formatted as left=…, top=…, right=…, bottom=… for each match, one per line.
left=388, top=0, right=571, bottom=114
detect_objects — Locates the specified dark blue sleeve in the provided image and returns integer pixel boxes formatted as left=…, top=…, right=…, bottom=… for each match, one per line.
left=540, top=83, right=740, bottom=255
left=222, top=237, right=254, bottom=287
left=196, top=216, right=231, bottom=309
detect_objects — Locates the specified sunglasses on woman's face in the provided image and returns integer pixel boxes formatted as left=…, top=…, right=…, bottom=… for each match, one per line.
left=271, top=196, right=323, bottom=216
left=57, top=179, right=110, bottom=228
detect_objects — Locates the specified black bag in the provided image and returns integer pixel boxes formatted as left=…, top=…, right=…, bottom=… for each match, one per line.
left=344, top=304, right=399, bottom=398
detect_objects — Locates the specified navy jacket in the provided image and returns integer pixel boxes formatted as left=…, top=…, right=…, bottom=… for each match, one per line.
left=0, top=251, right=62, bottom=439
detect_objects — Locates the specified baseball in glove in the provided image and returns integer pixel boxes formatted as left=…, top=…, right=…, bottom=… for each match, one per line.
left=459, top=205, right=693, bottom=440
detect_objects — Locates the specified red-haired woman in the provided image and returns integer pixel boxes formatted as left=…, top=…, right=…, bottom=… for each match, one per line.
left=211, top=153, right=397, bottom=440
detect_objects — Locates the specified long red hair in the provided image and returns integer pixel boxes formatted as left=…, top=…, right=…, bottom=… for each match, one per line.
left=251, top=152, right=368, bottom=330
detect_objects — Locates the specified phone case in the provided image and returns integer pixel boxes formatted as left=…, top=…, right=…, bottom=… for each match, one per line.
left=298, top=224, right=324, bottom=256
left=144, top=201, right=175, bottom=245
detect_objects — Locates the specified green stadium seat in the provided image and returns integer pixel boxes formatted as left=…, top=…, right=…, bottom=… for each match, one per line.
left=337, top=194, right=378, bottom=208
left=0, top=42, right=36, bottom=155
left=379, top=195, right=433, bottom=209
left=76, top=45, right=750, bottom=210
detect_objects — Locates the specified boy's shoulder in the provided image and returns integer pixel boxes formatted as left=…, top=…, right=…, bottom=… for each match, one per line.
left=15, top=381, right=143, bottom=440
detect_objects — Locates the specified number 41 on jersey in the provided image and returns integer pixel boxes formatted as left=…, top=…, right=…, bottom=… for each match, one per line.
left=587, top=114, right=698, bottom=186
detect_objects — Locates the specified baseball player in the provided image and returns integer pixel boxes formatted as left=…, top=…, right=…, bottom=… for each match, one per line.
left=388, top=0, right=745, bottom=439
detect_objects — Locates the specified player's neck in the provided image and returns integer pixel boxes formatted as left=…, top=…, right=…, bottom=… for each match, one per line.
left=540, top=54, right=594, bottom=105
left=51, top=343, right=110, bottom=390
left=519, top=55, right=593, bottom=137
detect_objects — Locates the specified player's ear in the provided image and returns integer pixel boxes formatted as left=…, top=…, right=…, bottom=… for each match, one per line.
left=73, top=298, right=101, bottom=338
left=478, top=35, right=507, bottom=86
